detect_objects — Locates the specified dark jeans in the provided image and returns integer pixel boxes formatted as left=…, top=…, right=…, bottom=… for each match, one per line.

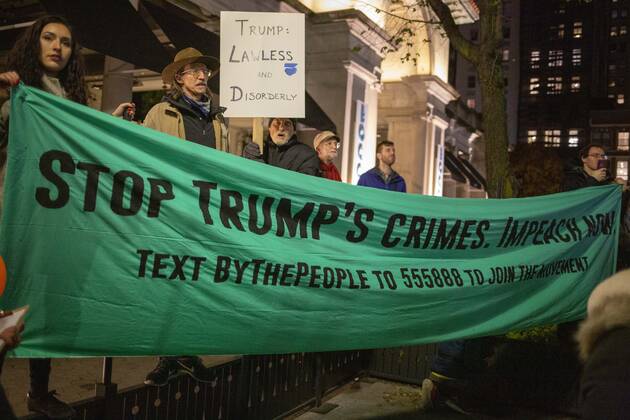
left=29, top=358, right=51, bottom=397
left=431, top=338, right=496, bottom=380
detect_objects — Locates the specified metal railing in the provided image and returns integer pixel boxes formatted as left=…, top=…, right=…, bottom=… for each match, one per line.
left=21, top=346, right=434, bottom=420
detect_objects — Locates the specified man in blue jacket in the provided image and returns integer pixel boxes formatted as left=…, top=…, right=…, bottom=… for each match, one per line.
left=357, top=140, right=406, bottom=192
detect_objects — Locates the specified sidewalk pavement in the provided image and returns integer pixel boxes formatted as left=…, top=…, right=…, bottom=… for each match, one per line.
left=293, top=378, right=577, bottom=420
left=1, top=355, right=237, bottom=418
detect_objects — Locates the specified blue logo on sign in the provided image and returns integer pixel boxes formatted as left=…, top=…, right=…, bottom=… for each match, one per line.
left=284, top=63, right=298, bottom=76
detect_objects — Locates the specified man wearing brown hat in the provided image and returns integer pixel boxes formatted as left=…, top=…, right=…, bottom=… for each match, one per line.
left=144, top=47, right=229, bottom=152
left=143, top=48, right=220, bottom=388
left=313, top=130, right=342, bottom=181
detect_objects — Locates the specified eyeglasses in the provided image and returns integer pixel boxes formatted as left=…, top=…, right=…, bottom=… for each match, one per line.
left=180, top=68, right=211, bottom=78
left=588, top=153, right=607, bottom=159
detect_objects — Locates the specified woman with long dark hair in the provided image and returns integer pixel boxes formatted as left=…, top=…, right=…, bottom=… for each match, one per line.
left=0, top=15, right=130, bottom=419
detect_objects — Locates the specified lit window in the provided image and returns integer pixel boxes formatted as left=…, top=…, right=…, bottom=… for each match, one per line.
left=609, top=80, right=617, bottom=87
left=569, top=129, right=580, bottom=147
left=527, top=130, right=537, bottom=143
left=621, top=26, right=628, bottom=35
left=530, top=50, right=541, bottom=68
left=572, top=48, right=582, bottom=66
left=619, top=132, right=630, bottom=150
left=618, top=94, right=625, bottom=104
left=466, top=98, right=476, bottom=109
left=551, top=24, right=565, bottom=39
left=529, top=77, right=540, bottom=95
left=571, top=76, right=581, bottom=92
left=544, top=130, right=561, bottom=147
left=547, top=77, right=563, bottom=95
left=611, top=26, right=619, bottom=37
left=573, top=22, right=583, bottom=38
left=548, top=50, right=564, bottom=67
left=502, top=49, right=510, bottom=61
left=617, top=161, right=628, bottom=180
left=610, top=64, right=617, bottom=71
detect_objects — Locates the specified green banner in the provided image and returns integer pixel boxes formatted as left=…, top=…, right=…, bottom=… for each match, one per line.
left=0, top=85, right=621, bottom=357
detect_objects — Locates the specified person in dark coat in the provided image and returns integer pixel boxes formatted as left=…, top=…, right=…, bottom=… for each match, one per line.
left=576, top=269, right=630, bottom=420
left=562, top=143, right=625, bottom=191
left=242, top=118, right=320, bottom=176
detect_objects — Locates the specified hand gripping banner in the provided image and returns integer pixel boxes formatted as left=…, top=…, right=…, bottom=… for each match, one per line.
left=0, top=85, right=621, bottom=357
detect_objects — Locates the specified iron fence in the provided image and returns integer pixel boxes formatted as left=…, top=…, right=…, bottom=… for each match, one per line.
left=367, top=344, right=438, bottom=385
left=20, top=345, right=433, bottom=420
left=20, top=349, right=372, bottom=420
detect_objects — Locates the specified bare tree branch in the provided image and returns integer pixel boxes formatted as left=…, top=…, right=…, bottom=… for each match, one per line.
left=355, top=0, right=440, bottom=25
left=425, top=0, right=480, bottom=64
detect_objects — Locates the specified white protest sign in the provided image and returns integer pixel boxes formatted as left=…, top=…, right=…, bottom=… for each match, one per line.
left=220, top=11, right=305, bottom=118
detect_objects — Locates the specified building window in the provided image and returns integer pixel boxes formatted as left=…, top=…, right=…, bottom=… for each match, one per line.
left=609, top=80, right=617, bottom=88
left=547, top=77, right=563, bottom=95
left=621, top=26, right=628, bottom=35
left=617, top=161, right=628, bottom=180
left=622, top=9, right=628, bottom=18
left=502, top=49, right=510, bottom=61
left=571, top=76, right=581, bottom=92
left=551, top=24, right=565, bottom=39
left=466, top=98, right=476, bottom=109
left=609, top=64, right=617, bottom=71
left=529, top=77, right=540, bottom=95
left=619, top=131, right=630, bottom=150
left=467, top=75, right=476, bottom=88
left=618, top=94, right=625, bottom=104
left=530, top=50, right=541, bottom=68
left=544, top=130, right=561, bottom=147
left=572, top=48, right=582, bottom=66
left=527, top=130, right=537, bottom=143
left=611, top=26, right=619, bottom=37
left=569, top=129, right=580, bottom=147
left=548, top=50, right=564, bottom=67
left=573, top=22, right=583, bottom=38
left=612, top=10, right=618, bottom=19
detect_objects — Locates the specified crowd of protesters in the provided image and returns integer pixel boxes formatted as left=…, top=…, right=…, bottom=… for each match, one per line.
left=0, top=13, right=409, bottom=419
left=1, top=12, right=629, bottom=420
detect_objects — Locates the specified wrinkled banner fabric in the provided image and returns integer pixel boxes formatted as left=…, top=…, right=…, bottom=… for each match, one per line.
left=0, top=85, right=620, bottom=357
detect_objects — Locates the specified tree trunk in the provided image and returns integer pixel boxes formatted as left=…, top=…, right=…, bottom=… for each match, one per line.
left=478, top=60, right=512, bottom=198
left=477, top=0, right=512, bottom=198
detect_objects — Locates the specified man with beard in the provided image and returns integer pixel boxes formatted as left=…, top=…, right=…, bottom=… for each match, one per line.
left=358, top=140, right=406, bottom=192
left=144, top=47, right=229, bottom=152
left=242, top=117, right=319, bottom=176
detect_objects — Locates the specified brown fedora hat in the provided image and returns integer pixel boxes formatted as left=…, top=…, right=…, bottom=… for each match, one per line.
left=161, top=47, right=220, bottom=85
